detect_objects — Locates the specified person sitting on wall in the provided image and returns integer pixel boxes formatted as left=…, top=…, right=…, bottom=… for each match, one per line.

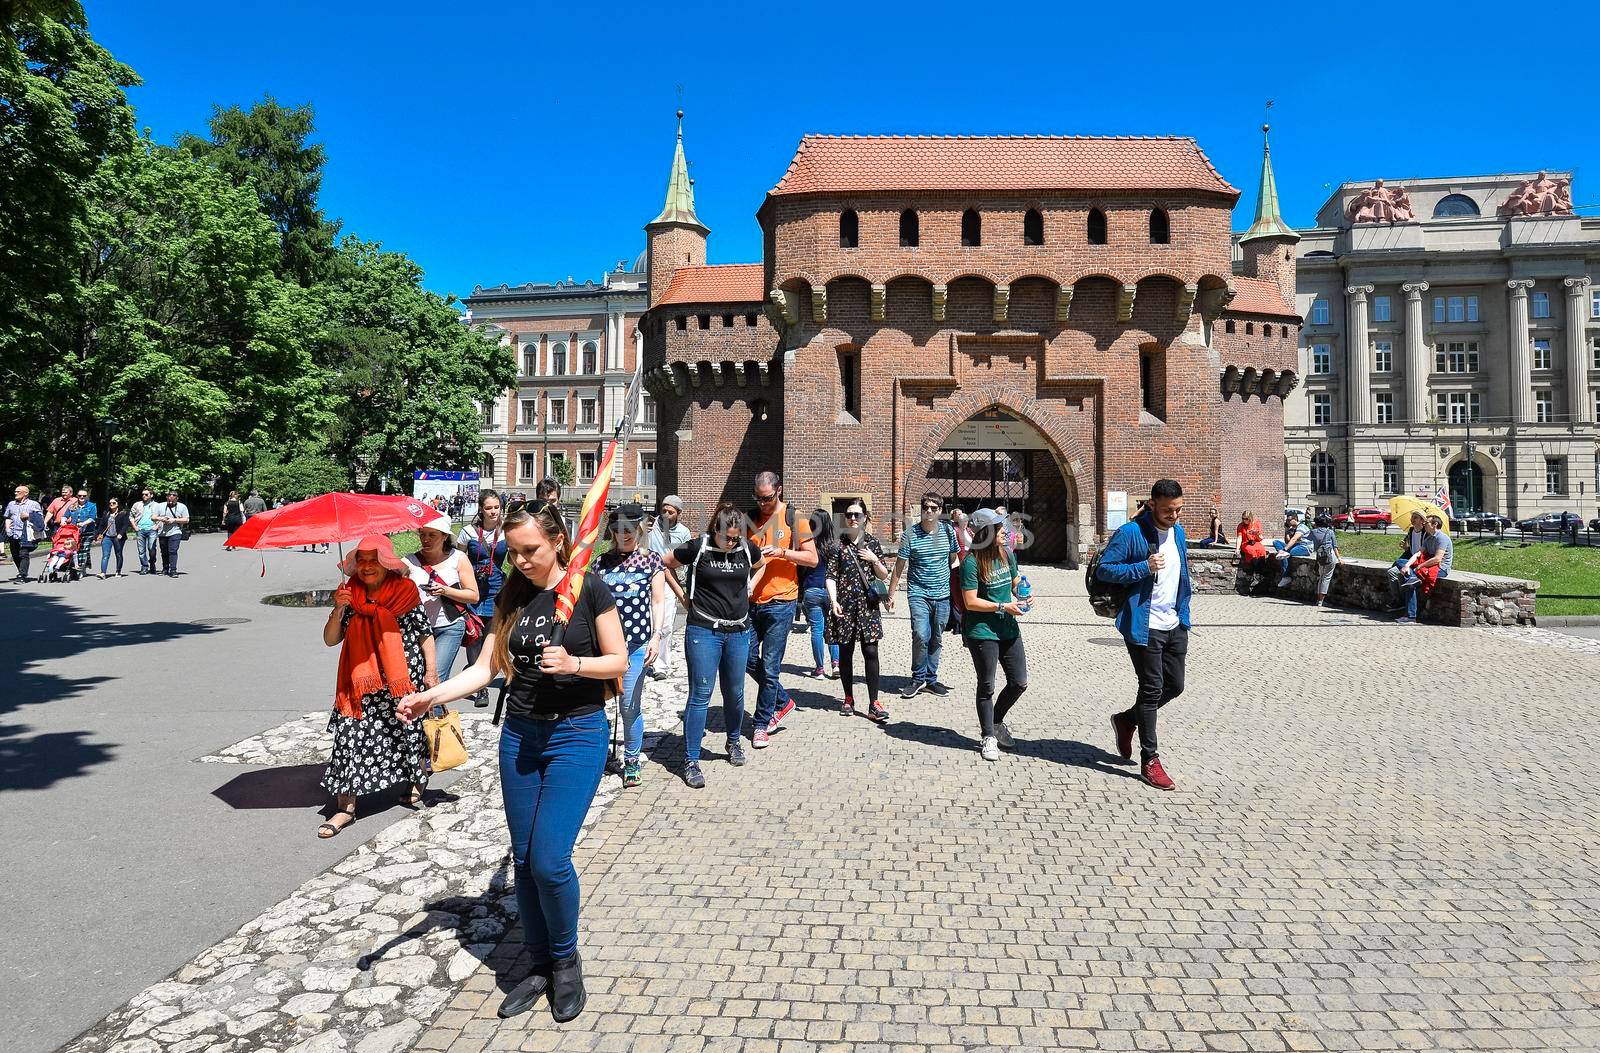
left=1270, top=514, right=1310, bottom=589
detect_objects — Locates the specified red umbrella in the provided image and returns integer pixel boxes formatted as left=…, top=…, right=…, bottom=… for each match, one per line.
left=226, top=493, right=438, bottom=550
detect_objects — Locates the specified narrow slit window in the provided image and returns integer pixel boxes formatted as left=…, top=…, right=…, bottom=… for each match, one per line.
left=899, top=209, right=919, bottom=248
left=1023, top=208, right=1044, bottom=246
left=1149, top=208, right=1170, bottom=244
left=1087, top=208, right=1107, bottom=245
left=839, top=209, right=859, bottom=249
left=961, top=209, right=981, bottom=247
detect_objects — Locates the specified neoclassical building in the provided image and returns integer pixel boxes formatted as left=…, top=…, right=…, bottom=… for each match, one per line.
left=1284, top=172, right=1599, bottom=517
left=641, top=115, right=1301, bottom=560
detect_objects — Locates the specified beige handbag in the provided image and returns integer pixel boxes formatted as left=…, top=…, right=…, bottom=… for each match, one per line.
left=422, top=706, right=468, bottom=774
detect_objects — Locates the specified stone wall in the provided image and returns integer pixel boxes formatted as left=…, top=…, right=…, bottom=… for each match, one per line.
left=1185, top=546, right=1539, bottom=626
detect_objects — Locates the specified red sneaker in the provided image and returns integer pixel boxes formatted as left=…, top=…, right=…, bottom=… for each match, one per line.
left=752, top=729, right=770, bottom=749
left=767, top=697, right=796, bottom=732
left=1111, top=713, right=1136, bottom=761
left=865, top=701, right=889, bottom=724
left=840, top=698, right=855, bottom=717
left=1141, top=755, right=1176, bottom=791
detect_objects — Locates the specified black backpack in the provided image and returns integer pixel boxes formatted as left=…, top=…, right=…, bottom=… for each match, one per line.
left=1085, top=550, right=1124, bottom=618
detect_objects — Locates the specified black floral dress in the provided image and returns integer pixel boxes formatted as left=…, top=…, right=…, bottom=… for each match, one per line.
left=825, top=537, right=886, bottom=646
left=322, top=606, right=430, bottom=797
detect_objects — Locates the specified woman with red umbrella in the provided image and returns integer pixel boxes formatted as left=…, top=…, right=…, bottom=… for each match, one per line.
left=317, top=535, right=437, bottom=838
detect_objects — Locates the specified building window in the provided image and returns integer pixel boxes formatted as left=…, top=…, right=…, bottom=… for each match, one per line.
left=1434, top=341, right=1479, bottom=374
left=1532, top=291, right=1550, bottom=319
left=1535, top=391, right=1553, bottom=423
left=1435, top=391, right=1481, bottom=423
left=1592, top=290, right=1600, bottom=319
left=745, top=312, right=758, bottom=326
left=839, top=209, right=859, bottom=249
left=518, top=453, right=538, bottom=482
left=579, top=451, right=597, bottom=482
left=1245, top=322, right=1255, bottom=335
left=580, top=397, right=597, bottom=427
left=721, top=313, right=734, bottom=327
left=1310, top=451, right=1336, bottom=494
left=1023, top=208, right=1044, bottom=246
left=522, top=346, right=538, bottom=376
left=697, top=314, right=710, bottom=329
left=548, top=398, right=566, bottom=428
left=1311, top=299, right=1329, bottom=325
left=642, top=393, right=657, bottom=426
left=551, top=342, right=567, bottom=375
left=1087, top=208, right=1107, bottom=245
left=838, top=347, right=860, bottom=419
left=481, top=454, right=496, bottom=484
left=1140, top=347, right=1166, bottom=421
left=960, top=208, right=981, bottom=247
left=1311, top=344, right=1331, bottom=374
left=1375, top=393, right=1394, bottom=423
left=1382, top=457, right=1402, bottom=494
left=1433, top=194, right=1479, bottom=218
left=1225, top=319, right=1236, bottom=333
left=899, top=209, right=919, bottom=248
left=546, top=451, right=567, bottom=478
left=1373, top=340, right=1393, bottom=372
left=520, top=399, right=538, bottom=428
left=1546, top=456, right=1567, bottom=495
left=1432, top=296, right=1444, bottom=323
left=1312, top=393, right=1332, bottom=426
left=581, top=341, right=597, bottom=374
left=479, top=400, right=497, bottom=429
left=1532, top=338, right=1552, bottom=371
left=1433, top=294, right=1480, bottom=323
left=638, top=452, right=657, bottom=487
left=675, top=315, right=687, bottom=331
left=1373, top=295, right=1392, bottom=322
left=1149, top=208, right=1170, bottom=244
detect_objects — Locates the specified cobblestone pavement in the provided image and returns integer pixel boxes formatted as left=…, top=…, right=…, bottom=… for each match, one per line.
left=413, top=577, right=1600, bottom=1053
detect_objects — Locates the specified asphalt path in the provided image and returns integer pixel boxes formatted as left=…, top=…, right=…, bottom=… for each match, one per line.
left=0, top=534, right=455, bottom=1053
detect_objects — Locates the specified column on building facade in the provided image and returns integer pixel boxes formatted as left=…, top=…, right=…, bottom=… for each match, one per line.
left=1565, top=276, right=1593, bottom=422
left=1401, top=281, right=1429, bottom=424
left=1507, top=280, right=1534, bottom=423
left=1345, top=284, right=1374, bottom=425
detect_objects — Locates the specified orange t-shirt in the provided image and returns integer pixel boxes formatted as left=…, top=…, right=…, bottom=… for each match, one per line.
left=748, top=501, right=812, bottom=604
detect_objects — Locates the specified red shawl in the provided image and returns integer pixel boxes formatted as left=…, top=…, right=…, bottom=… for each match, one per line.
left=334, top=572, right=421, bottom=719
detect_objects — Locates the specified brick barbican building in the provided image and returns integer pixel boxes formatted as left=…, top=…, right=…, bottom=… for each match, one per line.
left=642, top=116, right=1301, bottom=561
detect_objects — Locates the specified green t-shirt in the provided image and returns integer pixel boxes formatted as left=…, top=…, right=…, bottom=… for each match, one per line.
left=958, top=551, right=1019, bottom=641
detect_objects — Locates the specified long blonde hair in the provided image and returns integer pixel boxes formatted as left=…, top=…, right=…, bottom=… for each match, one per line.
left=490, top=502, right=570, bottom=681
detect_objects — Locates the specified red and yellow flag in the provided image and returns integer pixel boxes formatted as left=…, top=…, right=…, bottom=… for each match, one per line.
left=553, top=438, right=619, bottom=626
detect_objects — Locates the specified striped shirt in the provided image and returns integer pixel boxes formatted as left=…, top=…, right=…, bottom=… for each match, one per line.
left=897, top=520, right=958, bottom=599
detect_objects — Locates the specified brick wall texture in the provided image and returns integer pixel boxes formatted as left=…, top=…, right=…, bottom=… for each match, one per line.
left=644, top=172, right=1297, bottom=557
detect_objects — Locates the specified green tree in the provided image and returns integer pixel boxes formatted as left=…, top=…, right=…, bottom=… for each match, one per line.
left=42, top=138, right=324, bottom=494
left=316, top=239, right=514, bottom=491
left=252, top=446, right=347, bottom=501
left=0, top=0, right=137, bottom=483
left=179, top=96, right=339, bottom=286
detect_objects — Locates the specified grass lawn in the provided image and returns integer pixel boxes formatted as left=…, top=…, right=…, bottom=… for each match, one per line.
left=1333, top=530, right=1600, bottom=616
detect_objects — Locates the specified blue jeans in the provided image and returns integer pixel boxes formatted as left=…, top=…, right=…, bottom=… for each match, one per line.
left=745, top=599, right=796, bottom=730
left=136, top=528, right=157, bottom=572
left=1272, top=540, right=1309, bottom=576
left=801, top=586, right=839, bottom=671
left=684, top=624, right=750, bottom=763
left=908, top=592, right=950, bottom=685
left=1404, top=567, right=1448, bottom=618
left=100, top=534, right=125, bottom=574
left=431, top=617, right=467, bottom=681
left=498, top=709, right=608, bottom=963
left=620, top=645, right=649, bottom=762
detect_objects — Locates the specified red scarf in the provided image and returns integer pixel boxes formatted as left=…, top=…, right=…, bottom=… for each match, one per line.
left=334, top=572, right=421, bottom=719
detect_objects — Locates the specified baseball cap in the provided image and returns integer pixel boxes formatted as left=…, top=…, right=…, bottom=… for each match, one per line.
left=968, top=508, right=1006, bottom=531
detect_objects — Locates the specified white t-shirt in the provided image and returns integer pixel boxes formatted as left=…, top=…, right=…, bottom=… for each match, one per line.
left=1148, top=527, right=1181, bottom=632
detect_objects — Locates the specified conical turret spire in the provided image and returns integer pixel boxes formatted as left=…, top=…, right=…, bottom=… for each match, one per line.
left=650, top=110, right=708, bottom=232
left=1240, top=124, right=1298, bottom=244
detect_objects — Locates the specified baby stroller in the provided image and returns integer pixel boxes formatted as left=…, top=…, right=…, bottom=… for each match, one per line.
left=42, top=522, right=84, bottom=583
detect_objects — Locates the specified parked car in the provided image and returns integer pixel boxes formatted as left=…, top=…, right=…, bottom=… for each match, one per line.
left=1332, top=506, right=1392, bottom=529
left=1454, top=512, right=1514, bottom=532
left=1516, top=511, right=1584, bottom=534
left=1591, top=518, right=1600, bottom=533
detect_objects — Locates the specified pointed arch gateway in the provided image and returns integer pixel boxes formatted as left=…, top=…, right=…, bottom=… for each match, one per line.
left=908, top=404, right=1087, bottom=565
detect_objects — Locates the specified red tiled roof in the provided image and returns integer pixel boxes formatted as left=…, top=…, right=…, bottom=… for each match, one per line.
left=1229, top=277, right=1297, bottom=318
left=768, top=135, right=1237, bottom=198
left=654, top=264, right=764, bottom=307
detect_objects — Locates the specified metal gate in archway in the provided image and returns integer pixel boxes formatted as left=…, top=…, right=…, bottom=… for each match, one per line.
left=925, top=408, right=1075, bottom=563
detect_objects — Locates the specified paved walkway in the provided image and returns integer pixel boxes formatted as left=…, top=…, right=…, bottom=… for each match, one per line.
left=416, top=581, right=1600, bottom=1053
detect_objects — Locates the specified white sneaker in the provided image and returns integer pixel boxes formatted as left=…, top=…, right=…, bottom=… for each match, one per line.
left=980, top=736, right=1000, bottom=762
left=995, top=722, right=1015, bottom=749
left=1277, top=576, right=1291, bottom=588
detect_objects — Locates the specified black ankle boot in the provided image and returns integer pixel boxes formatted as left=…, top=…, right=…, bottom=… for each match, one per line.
left=496, top=963, right=551, bottom=1018
left=549, top=951, right=586, bottom=1022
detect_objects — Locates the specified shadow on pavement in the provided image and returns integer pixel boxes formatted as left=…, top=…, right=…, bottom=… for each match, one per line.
left=0, top=725, right=117, bottom=792
left=881, top=718, right=1142, bottom=781
left=210, top=763, right=331, bottom=809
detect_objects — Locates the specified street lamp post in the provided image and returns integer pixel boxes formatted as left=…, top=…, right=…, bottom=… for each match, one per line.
left=101, top=416, right=119, bottom=508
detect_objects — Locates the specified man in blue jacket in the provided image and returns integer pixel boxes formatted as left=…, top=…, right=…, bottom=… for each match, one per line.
left=1096, top=479, right=1191, bottom=790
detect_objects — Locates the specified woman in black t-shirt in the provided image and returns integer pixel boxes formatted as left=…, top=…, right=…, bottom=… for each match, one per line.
left=661, top=501, right=763, bottom=789
left=399, top=502, right=626, bottom=1024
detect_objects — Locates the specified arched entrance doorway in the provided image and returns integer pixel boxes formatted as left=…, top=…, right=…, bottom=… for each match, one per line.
left=1448, top=459, right=1485, bottom=514
left=924, top=408, right=1077, bottom=564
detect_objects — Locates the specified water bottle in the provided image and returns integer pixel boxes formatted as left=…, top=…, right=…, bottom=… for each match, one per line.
left=1016, top=575, right=1033, bottom=614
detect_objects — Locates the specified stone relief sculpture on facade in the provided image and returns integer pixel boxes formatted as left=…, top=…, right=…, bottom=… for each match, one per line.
left=1498, top=171, right=1574, bottom=217
left=1344, top=179, right=1417, bottom=224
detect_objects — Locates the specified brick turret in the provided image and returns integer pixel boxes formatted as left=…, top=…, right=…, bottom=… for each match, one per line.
left=645, top=110, right=709, bottom=309
left=1237, top=124, right=1299, bottom=310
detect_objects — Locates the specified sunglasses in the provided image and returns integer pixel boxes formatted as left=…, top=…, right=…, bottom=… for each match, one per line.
left=752, top=492, right=777, bottom=504
left=844, top=511, right=864, bottom=520
left=922, top=505, right=942, bottom=513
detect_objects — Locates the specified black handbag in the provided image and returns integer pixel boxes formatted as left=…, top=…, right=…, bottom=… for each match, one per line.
left=848, top=542, right=890, bottom=606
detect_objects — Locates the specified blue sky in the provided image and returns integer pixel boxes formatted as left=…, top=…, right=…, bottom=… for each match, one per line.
left=91, top=2, right=1597, bottom=301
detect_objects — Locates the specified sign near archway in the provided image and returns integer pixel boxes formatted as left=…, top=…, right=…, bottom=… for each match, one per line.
left=940, top=408, right=1050, bottom=451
